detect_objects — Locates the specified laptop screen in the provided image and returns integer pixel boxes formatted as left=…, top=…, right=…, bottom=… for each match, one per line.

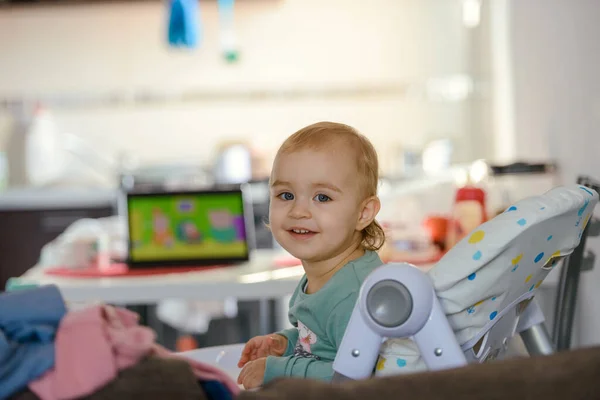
left=126, top=189, right=249, bottom=267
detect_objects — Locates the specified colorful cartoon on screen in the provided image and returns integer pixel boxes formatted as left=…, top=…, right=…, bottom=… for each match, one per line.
left=129, top=193, right=247, bottom=262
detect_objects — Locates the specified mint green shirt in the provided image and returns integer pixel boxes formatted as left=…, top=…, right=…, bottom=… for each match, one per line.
left=264, top=250, right=383, bottom=383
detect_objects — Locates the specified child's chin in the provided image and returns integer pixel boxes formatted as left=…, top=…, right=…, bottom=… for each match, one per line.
left=289, top=248, right=330, bottom=263
left=284, top=246, right=319, bottom=261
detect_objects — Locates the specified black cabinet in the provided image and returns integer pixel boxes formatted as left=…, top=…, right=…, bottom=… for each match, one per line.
left=0, top=188, right=116, bottom=291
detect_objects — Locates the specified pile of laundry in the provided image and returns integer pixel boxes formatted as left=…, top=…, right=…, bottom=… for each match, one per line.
left=0, top=286, right=240, bottom=400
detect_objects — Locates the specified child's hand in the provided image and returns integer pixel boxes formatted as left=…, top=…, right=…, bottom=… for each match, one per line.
left=237, top=334, right=288, bottom=368
left=237, top=357, right=267, bottom=390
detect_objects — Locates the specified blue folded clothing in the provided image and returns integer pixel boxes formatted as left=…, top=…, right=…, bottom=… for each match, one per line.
left=0, top=285, right=67, bottom=400
left=200, top=380, right=233, bottom=400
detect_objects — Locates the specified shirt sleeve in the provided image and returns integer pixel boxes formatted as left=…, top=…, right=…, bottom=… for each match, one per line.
left=275, top=328, right=298, bottom=356
left=264, top=355, right=334, bottom=383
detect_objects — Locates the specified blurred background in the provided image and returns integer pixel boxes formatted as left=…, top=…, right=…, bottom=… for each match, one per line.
left=1, top=0, right=599, bottom=350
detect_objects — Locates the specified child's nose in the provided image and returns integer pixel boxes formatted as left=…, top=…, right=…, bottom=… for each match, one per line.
left=289, top=201, right=311, bottom=219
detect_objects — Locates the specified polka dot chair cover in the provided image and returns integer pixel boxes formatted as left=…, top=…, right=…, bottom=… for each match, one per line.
left=376, top=184, right=598, bottom=375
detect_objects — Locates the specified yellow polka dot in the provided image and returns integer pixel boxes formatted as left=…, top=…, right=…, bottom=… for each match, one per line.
left=474, top=300, right=485, bottom=307
left=525, top=274, right=532, bottom=283
left=535, top=280, right=543, bottom=289
left=512, top=254, right=523, bottom=265
left=551, top=250, right=561, bottom=258
left=469, top=230, right=485, bottom=244
left=376, top=357, right=387, bottom=371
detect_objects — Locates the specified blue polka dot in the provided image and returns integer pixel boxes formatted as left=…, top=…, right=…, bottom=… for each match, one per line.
left=547, top=235, right=553, bottom=241
left=490, top=311, right=498, bottom=320
left=534, top=252, right=544, bottom=263
left=529, top=285, right=535, bottom=291
left=517, top=219, right=527, bottom=226
left=396, top=358, right=407, bottom=368
left=511, top=265, right=519, bottom=272
left=506, top=206, right=517, bottom=212
left=492, top=297, right=497, bottom=301
left=540, top=207, right=546, bottom=210
left=468, top=273, right=477, bottom=281
left=473, top=251, right=482, bottom=261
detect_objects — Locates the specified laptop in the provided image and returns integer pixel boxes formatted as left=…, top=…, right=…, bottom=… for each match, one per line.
left=126, top=187, right=252, bottom=268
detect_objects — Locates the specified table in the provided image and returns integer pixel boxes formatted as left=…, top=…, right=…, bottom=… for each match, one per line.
left=16, top=249, right=304, bottom=304
left=15, top=249, right=305, bottom=336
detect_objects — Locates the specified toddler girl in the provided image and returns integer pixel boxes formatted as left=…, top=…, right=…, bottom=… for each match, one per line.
left=237, top=121, right=385, bottom=389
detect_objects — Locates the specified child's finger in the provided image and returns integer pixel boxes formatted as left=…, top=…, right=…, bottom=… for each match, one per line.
left=268, top=335, right=286, bottom=354
left=250, top=368, right=263, bottom=390
left=238, top=352, right=255, bottom=367
left=244, top=374, right=256, bottom=390
left=238, top=341, right=257, bottom=367
left=238, top=352, right=250, bottom=367
left=257, top=340, right=271, bottom=357
left=243, top=369, right=258, bottom=390
left=237, top=363, right=249, bottom=384
left=267, top=336, right=280, bottom=348
left=240, top=344, right=252, bottom=358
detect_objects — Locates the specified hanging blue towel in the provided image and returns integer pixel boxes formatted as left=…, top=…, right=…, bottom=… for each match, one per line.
left=168, top=0, right=200, bottom=48
left=0, top=285, right=67, bottom=400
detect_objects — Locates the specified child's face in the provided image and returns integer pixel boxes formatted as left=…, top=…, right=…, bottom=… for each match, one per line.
left=269, top=147, right=365, bottom=263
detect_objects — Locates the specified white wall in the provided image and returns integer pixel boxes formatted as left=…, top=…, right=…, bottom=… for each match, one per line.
left=507, top=0, right=600, bottom=347
left=0, top=0, right=475, bottom=175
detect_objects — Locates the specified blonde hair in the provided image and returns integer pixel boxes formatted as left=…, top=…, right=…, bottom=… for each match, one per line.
left=273, top=121, right=385, bottom=251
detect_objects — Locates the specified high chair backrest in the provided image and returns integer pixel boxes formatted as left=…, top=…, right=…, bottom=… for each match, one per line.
left=428, top=184, right=598, bottom=363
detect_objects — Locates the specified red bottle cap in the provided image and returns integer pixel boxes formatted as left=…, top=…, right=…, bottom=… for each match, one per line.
left=455, top=186, right=486, bottom=204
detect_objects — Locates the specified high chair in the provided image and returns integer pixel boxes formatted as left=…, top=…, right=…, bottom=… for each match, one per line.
left=179, top=184, right=598, bottom=382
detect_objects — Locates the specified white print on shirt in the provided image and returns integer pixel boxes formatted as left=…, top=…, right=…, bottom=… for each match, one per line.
left=292, top=320, right=321, bottom=360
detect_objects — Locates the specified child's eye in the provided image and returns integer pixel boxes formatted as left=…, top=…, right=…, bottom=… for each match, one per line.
left=314, top=194, right=331, bottom=203
left=278, top=192, right=294, bottom=201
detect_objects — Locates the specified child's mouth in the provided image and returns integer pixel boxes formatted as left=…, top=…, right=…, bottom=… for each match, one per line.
left=288, top=229, right=317, bottom=240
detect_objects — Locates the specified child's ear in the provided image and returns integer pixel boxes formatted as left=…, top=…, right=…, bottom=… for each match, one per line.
left=356, top=196, right=381, bottom=231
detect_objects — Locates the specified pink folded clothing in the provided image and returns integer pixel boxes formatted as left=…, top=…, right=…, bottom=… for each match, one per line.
left=29, top=305, right=240, bottom=400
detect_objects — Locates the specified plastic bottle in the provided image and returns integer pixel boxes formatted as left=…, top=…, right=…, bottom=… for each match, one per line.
left=24, top=105, right=65, bottom=186
left=445, top=184, right=487, bottom=250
